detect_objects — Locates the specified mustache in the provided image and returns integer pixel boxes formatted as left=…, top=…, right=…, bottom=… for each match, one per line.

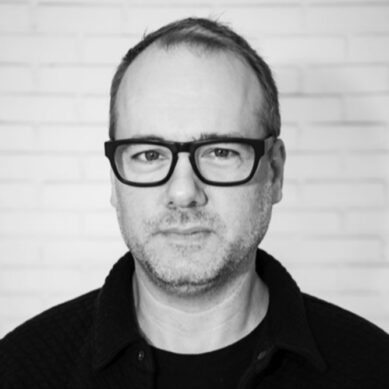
left=146, top=209, right=221, bottom=231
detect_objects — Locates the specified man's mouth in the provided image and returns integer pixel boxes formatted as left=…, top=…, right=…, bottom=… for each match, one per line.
left=157, top=227, right=212, bottom=241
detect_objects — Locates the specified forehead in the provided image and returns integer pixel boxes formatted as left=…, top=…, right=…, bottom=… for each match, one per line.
left=115, top=44, right=264, bottom=140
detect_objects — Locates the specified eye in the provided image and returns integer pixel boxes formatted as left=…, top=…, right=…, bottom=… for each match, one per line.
left=205, top=147, right=240, bottom=159
left=140, top=150, right=161, bottom=161
left=213, top=148, right=237, bottom=158
left=131, top=148, right=168, bottom=163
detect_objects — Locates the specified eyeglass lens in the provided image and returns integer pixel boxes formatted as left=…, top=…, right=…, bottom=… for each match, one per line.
left=114, top=142, right=256, bottom=184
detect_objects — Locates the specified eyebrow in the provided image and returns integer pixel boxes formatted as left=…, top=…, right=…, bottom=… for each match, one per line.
left=198, top=132, right=243, bottom=140
left=129, top=134, right=166, bottom=141
left=129, top=132, right=244, bottom=142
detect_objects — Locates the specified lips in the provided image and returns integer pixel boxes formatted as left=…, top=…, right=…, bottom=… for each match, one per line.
left=156, top=226, right=213, bottom=244
left=159, top=226, right=212, bottom=235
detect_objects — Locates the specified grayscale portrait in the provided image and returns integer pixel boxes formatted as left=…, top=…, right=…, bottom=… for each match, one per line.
left=0, top=3, right=388, bottom=388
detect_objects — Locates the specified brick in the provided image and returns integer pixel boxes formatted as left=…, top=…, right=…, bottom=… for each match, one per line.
left=0, top=239, right=41, bottom=265
left=302, top=182, right=385, bottom=207
left=131, top=0, right=387, bottom=3
left=38, top=292, right=97, bottom=319
left=82, top=36, right=137, bottom=65
left=345, top=210, right=389, bottom=234
left=369, top=317, right=389, bottom=333
left=307, top=0, right=388, bottom=3
left=0, top=96, right=77, bottom=123
left=0, top=268, right=82, bottom=292
left=42, top=239, right=125, bottom=264
left=259, top=36, right=345, bottom=64
left=36, top=5, right=122, bottom=34
left=0, top=296, right=43, bottom=317
left=299, top=238, right=383, bottom=263
left=78, top=96, right=109, bottom=123
left=79, top=269, right=109, bottom=289
left=270, top=210, right=340, bottom=234
left=276, top=180, right=300, bottom=207
left=37, top=125, right=105, bottom=152
left=122, top=6, right=303, bottom=35
left=279, top=124, right=299, bottom=151
left=261, top=235, right=302, bottom=265
left=0, top=155, right=81, bottom=180
left=274, top=66, right=301, bottom=94
left=0, top=66, right=34, bottom=92
left=224, top=7, right=303, bottom=34
left=0, top=4, right=30, bottom=32
left=122, top=6, right=210, bottom=34
left=291, top=266, right=389, bottom=293
left=81, top=211, right=120, bottom=237
left=82, top=155, right=111, bottom=180
left=349, top=36, right=389, bottom=62
left=41, top=183, right=110, bottom=210
left=125, top=0, right=342, bottom=3
left=0, top=211, right=81, bottom=236
left=280, top=96, right=342, bottom=122
left=38, top=65, right=112, bottom=94
left=0, top=183, right=39, bottom=209
left=344, top=154, right=389, bottom=179
left=307, top=6, right=389, bottom=33
left=299, top=125, right=389, bottom=151
left=345, top=95, right=389, bottom=121
left=0, top=35, right=78, bottom=63
left=42, top=0, right=121, bottom=2
left=0, top=125, right=36, bottom=151
left=303, top=65, right=388, bottom=94
left=286, top=153, right=341, bottom=179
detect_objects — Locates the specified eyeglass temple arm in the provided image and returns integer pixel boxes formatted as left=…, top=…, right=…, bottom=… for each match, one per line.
left=264, top=137, right=277, bottom=154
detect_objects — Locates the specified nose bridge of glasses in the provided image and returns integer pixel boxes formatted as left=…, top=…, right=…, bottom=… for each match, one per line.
left=170, top=141, right=194, bottom=154
left=167, top=142, right=201, bottom=183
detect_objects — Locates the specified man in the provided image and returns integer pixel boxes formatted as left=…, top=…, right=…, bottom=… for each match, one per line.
left=1, top=17, right=388, bottom=389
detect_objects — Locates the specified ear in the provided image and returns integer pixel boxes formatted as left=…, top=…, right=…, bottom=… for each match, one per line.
left=110, top=170, right=118, bottom=208
left=269, top=138, right=286, bottom=204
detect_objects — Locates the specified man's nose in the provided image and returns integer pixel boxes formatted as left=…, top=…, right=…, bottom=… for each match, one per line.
left=165, top=154, right=207, bottom=208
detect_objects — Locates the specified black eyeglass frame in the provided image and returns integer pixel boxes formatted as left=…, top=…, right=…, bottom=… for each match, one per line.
left=104, top=136, right=276, bottom=187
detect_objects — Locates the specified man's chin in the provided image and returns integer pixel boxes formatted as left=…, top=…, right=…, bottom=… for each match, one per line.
left=140, top=252, right=235, bottom=298
left=145, top=268, right=222, bottom=298
left=131, top=235, right=250, bottom=297
left=158, top=277, right=216, bottom=297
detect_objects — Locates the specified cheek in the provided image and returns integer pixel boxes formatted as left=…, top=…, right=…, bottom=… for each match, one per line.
left=212, top=184, right=268, bottom=232
left=115, top=187, right=158, bottom=232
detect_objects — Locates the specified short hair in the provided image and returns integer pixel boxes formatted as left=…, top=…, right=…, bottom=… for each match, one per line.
left=109, top=17, right=280, bottom=140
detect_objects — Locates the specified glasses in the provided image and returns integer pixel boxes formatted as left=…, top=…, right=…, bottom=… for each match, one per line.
left=104, top=136, right=275, bottom=187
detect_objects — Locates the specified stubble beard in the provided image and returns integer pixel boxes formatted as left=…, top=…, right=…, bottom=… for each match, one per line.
left=116, top=183, right=273, bottom=298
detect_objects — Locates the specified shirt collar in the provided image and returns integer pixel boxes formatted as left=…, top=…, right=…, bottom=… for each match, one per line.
left=92, top=249, right=326, bottom=372
left=256, top=250, right=327, bottom=372
left=92, top=253, right=139, bottom=370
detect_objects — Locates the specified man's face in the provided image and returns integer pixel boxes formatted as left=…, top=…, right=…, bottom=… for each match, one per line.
left=111, top=45, right=284, bottom=296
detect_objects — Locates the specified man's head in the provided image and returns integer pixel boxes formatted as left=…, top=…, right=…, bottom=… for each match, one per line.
left=109, top=17, right=280, bottom=141
left=107, top=18, right=285, bottom=297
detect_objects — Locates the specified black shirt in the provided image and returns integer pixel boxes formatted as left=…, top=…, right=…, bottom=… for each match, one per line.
left=151, top=316, right=266, bottom=389
left=1, top=249, right=389, bottom=388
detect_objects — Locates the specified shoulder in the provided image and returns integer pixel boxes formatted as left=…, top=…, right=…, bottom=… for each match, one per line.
left=1, top=289, right=99, bottom=347
left=302, top=293, right=389, bottom=383
left=0, top=289, right=99, bottom=387
left=303, top=293, right=389, bottom=345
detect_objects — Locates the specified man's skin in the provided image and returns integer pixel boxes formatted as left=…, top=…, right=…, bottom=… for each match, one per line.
left=110, top=44, right=286, bottom=354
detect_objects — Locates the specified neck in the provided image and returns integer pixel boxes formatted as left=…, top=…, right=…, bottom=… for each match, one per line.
left=132, top=259, right=269, bottom=354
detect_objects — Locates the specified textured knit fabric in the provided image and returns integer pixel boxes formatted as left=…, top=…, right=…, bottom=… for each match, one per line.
left=1, top=249, right=389, bottom=389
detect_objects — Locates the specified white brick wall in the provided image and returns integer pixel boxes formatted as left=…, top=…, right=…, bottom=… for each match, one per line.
left=0, top=0, right=388, bottom=338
